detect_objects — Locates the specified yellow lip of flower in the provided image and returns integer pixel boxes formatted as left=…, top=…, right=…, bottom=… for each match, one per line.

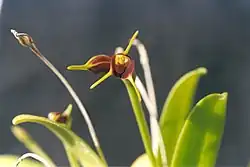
left=115, top=54, right=130, bottom=65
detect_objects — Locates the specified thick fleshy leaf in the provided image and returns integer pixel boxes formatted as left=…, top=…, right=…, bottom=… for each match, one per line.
left=159, top=67, right=207, bottom=162
left=0, top=155, right=43, bottom=167
left=11, top=126, right=56, bottom=167
left=12, top=114, right=106, bottom=167
left=131, top=154, right=152, bottom=167
left=171, top=93, right=228, bottom=167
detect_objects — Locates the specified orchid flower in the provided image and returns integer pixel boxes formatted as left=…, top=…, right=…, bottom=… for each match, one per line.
left=67, top=31, right=141, bottom=100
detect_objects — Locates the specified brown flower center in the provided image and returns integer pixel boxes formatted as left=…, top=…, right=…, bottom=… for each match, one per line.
left=111, top=53, right=134, bottom=79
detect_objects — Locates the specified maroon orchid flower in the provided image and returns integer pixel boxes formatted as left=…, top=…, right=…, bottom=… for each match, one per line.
left=67, top=31, right=141, bottom=100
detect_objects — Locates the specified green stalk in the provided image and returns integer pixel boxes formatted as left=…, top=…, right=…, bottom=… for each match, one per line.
left=123, top=79, right=156, bottom=167
left=11, top=29, right=107, bottom=166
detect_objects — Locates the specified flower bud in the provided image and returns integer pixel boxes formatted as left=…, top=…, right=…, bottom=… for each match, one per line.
left=11, top=29, right=34, bottom=47
left=48, top=104, right=73, bottom=128
left=48, top=112, right=68, bottom=124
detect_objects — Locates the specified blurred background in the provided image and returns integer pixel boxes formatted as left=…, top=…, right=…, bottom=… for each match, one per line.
left=0, top=0, right=249, bottom=166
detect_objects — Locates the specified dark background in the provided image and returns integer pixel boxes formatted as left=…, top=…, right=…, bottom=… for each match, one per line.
left=0, top=0, right=249, bottom=166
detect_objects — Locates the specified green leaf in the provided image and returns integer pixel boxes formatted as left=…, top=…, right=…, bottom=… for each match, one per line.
left=171, top=93, right=228, bottom=167
left=159, top=67, right=207, bottom=162
left=0, top=155, right=43, bottom=167
left=12, top=114, right=106, bottom=167
left=11, top=126, right=56, bottom=167
left=131, top=154, right=152, bottom=167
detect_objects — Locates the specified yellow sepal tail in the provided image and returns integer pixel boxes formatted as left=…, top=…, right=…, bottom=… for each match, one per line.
left=90, top=71, right=112, bottom=89
left=67, top=64, right=89, bottom=71
left=123, top=30, right=139, bottom=55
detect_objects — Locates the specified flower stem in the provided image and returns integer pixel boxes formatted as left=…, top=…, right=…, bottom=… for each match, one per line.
left=135, top=77, right=167, bottom=166
left=123, top=79, right=156, bottom=167
left=29, top=46, right=107, bottom=165
left=10, top=30, right=107, bottom=166
left=133, top=39, right=167, bottom=166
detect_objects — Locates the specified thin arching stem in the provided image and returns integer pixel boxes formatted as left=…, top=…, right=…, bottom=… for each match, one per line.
left=135, top=76, right=167, bottom=166
left=133, top=39, right=157, bottom=112
left=133, top=39, right=167, bottom=166
left=132, top=39, right=158, bottom=150
left=11, top=29, right=107, bottom=166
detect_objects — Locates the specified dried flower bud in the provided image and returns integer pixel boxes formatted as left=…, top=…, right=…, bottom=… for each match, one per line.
left=11, top=29, right=34, bottom=47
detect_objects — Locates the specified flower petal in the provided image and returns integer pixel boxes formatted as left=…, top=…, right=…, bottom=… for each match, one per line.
left=121, top=59, right=135, bottom=79
left=67, top=55, right=111, bottom=73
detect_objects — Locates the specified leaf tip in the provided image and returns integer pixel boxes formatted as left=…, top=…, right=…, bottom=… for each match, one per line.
left=12, top=116, right=19, bottom=125
left=195, top=67, right=207, bottom=75
left=12, top=114, right=28, bottom=126
left=220, top=92, right=228, bottom=100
